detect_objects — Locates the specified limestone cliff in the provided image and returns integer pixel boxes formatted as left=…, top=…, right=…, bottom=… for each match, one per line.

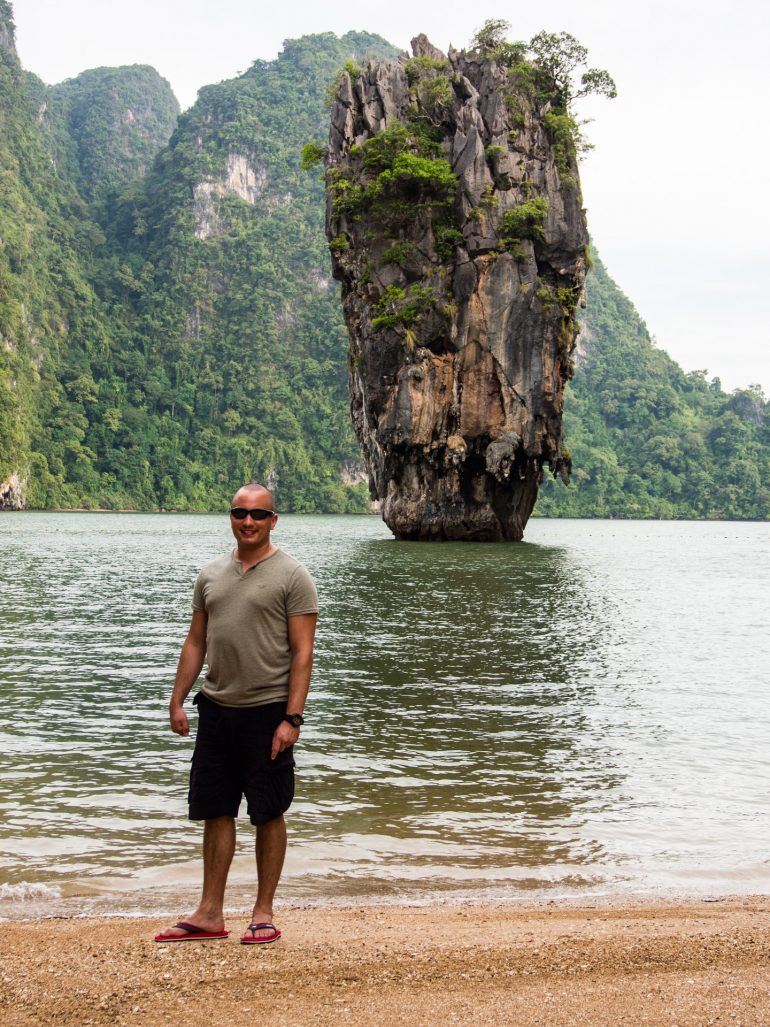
left=0, top=473, right=25, bottom=510
left=325, top=35, right=589, bottom=539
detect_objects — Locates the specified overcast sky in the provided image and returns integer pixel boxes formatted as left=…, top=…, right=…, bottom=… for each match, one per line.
left=13, top=0, right=770, bottom=394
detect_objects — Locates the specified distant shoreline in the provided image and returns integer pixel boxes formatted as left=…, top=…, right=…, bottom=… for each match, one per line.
left=2, top=508, right=769, bottom=525
left=2, top=898, right=768, bottom=1025
left=2, top=507, right=378, bottom=516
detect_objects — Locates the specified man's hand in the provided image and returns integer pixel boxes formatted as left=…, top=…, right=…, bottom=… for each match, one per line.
left=271, top=720, right=299, bottom=759
left=169, top=704, right=190, bottom=736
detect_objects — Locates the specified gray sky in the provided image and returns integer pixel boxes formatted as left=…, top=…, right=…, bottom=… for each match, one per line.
left=13, top=0, right=770, bottom=394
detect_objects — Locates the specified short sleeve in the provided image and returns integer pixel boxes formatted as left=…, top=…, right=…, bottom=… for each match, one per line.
left=191, top=572, right=206, bottom=612
left=286, top=565, right=318, bottom=617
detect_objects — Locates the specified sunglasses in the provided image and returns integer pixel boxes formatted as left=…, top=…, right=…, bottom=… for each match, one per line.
left=229, top=507, right=275, bottom=521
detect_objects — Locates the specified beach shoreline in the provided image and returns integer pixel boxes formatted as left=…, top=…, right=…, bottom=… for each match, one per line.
left=2, top=896, right=768, bottom=1025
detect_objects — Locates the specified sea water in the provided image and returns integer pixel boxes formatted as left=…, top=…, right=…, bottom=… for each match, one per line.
left=0, top=512, right=768, bottom=919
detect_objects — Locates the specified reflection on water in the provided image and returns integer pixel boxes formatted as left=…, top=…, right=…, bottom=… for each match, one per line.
left=307, top=537, right=620, bottom=872
left=0, top=513, right=768, bottom=917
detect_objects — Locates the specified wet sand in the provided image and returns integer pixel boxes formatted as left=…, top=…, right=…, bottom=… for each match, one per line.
left=1, top=898, right=768, bottom=1025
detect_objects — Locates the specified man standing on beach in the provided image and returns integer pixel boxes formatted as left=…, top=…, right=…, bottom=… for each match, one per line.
left=155, top=482, right=318, bottom=945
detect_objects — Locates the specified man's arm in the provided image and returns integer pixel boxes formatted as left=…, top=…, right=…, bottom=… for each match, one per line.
left=271, top=612, right=318, bottom=759
left=169, top=610, right=208, bottom=736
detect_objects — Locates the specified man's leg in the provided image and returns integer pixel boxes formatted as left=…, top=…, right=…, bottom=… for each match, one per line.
left=200, top=815, right=237, bottom=917
left=247, top=814, right=286, bottom=938
left=156, top=816, right=235, bottom=938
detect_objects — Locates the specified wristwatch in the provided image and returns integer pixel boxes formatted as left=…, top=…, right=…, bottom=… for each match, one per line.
left=283, top=713, right=305, bottom=728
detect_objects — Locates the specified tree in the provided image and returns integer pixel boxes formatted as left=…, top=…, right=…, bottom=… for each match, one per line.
left=470, top=19, right=527, bottom=67
left=471, top=19, right=511, bottom=52
left=529, top=31, right=617, bottom=108
left=469, top=24, right=617, bottom=142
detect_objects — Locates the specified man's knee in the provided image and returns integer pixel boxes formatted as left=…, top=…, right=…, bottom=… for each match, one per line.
left=255, top=813, right=285, bottom=832
left=257, top=813, right=285, bottom=829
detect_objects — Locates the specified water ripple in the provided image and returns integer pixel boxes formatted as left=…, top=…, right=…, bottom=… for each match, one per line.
left=1, top=512, right=769, bottom=915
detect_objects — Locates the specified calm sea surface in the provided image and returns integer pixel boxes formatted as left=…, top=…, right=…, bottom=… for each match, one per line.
left=0, top=512, right=768, bottom=919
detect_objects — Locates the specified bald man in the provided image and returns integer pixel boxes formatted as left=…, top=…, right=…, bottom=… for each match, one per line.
left=155, top=482, right=318, bottom=945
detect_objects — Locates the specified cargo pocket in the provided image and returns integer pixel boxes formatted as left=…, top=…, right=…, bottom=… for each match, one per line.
left=246, top=765, right=295, bottom=826
left=272, top=744, right=295, bottom=770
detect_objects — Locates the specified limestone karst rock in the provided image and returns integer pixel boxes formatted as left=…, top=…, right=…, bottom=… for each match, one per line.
left=325, top=35, right=589, bottom=540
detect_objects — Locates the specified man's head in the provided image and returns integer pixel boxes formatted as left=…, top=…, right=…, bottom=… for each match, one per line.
left=229, top=482, right=278, bottom=550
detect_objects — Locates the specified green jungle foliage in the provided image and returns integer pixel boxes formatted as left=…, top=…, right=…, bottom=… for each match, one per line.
left=93, top=31, right=399, bottom=513
left=1, top=7, right=767, bottom=520
left=1, top=21, right=397, bottom=512
left=41, top=65, right=180, bottom=201
left=535, top=254, right=770, bottom=520
left=0, top=12, right=113, bottom=505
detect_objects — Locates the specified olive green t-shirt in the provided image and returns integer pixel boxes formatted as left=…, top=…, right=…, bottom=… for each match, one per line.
left=192, top=548, right=318, bottom=707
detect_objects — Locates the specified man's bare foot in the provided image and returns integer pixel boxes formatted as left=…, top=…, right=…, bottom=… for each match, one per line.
left=155, top=910, right=226, bottom=940
left=240, top=906, right=280, bottom=943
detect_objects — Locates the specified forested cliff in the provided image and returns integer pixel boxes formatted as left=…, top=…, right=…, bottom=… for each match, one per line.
left=0, top=10, right=396, bottom=511
left=537, top=256, right=769, bottom=519
left=0, top=2, right=767, bottom=518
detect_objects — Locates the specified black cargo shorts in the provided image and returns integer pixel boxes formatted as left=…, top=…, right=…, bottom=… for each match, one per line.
left=188, top=691, right=295, bottom=825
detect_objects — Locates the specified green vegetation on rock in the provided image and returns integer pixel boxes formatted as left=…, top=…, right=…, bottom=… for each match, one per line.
left=500, top=197, right=549, bottom=244
left=371, top=283, right=437, bottom=332
left=471, top=19, right=616, bottom=183
left=331, top=122, right=455, bottom=223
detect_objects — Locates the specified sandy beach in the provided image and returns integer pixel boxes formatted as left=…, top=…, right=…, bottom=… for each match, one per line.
left=1, top=897, right=768, bottom=1025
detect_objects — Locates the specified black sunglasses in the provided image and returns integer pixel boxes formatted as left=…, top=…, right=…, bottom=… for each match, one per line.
left=229, top=507, right=275, bottom=520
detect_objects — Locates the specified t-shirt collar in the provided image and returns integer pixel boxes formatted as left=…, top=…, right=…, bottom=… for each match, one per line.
left=230, top=547, right=280, bottom=571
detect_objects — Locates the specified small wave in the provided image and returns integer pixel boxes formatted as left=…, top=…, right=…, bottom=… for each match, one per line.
left=0, top=882, right=62, bottom=902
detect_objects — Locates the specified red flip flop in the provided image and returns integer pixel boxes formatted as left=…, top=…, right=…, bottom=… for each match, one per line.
left=240, top=922, right=281, bottom=945
left=154, top=921, right=229, bottom=942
